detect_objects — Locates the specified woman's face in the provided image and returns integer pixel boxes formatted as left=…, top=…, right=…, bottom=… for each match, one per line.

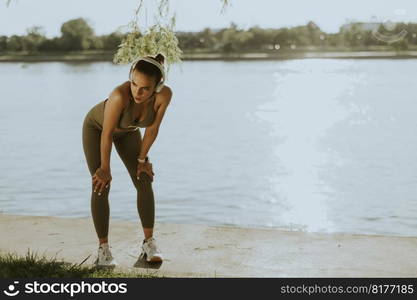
left=130, top=70, right=157, bottom=104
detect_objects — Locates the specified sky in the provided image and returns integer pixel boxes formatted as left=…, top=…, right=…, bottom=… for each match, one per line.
left=0, top=0, right=417, bottom=37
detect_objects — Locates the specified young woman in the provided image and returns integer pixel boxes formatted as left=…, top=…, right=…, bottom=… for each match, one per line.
left=82, top=54, right=172, bottom=266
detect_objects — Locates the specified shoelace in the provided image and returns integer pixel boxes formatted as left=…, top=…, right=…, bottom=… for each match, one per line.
left=144, top=238, right=160, bottom=253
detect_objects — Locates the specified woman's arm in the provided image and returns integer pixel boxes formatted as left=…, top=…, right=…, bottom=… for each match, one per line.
left=100, top=88, right=127, bottom=170
left=138, top=86, right=172, bottom=160
left=138, top=130, right=158, bottom=161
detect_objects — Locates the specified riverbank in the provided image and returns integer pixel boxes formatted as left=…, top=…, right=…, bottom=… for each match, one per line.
left=1, top=49, right=417, bottom=62
left=1, top=214, right=416, bottom=277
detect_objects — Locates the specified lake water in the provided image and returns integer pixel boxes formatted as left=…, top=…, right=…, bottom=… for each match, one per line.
left=0, top=59, right=416, bottom=238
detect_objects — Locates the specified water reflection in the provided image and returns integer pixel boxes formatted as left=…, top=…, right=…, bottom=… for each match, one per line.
left=255, top=59, right=417, bottom=236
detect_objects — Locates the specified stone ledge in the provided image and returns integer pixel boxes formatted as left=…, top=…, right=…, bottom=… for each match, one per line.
left=1, top=214, right=416, bottom=277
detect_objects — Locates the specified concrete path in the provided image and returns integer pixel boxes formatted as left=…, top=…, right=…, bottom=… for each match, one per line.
left=1, top=214, right=416, bottom=277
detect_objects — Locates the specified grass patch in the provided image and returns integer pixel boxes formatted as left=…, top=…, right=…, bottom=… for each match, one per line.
left=0, top=249, right=159, bottom=278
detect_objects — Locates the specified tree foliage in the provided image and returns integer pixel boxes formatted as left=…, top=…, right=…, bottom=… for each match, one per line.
left=2, top=0, right=413, bottom=56
left=60, top=18, right=95, bottom=50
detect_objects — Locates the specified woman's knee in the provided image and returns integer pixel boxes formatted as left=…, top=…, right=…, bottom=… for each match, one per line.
left=134, top=172, right=153, bottom=189
left=90, top=182, right=111, bottom=197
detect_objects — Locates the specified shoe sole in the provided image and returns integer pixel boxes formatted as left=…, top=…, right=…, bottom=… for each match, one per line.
left=94, top=258, right=117, bottom=267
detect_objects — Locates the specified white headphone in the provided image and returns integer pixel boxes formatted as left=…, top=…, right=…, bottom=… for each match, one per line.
left=129, top=56, right=166, bottom=93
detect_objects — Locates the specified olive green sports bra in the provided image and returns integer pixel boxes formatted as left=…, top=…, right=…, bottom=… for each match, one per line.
left=86, top=94, right=157, bottom=131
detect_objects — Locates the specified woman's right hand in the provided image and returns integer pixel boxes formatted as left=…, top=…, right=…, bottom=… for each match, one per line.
left=92, top=167, right=112, bottom=195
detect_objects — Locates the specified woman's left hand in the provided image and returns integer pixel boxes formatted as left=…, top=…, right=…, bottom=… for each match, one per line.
left=137, top=161, right=154, bottom=182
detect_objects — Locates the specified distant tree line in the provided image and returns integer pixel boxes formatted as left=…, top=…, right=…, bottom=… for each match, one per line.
left=1, top=18, right=416, bottom=53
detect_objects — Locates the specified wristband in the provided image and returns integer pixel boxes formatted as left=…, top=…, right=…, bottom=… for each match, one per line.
left=137, top=156, right=149, bottom=163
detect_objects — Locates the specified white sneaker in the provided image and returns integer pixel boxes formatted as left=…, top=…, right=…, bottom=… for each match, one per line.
left=94, top=243, right=117, bottom=267
left=141, top=237, right=163, bottom=262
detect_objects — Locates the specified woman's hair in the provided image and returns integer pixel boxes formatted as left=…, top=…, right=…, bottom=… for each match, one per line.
left=132, top=54, right=165, bottom=86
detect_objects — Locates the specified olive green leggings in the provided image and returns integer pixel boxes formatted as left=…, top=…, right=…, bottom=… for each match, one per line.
left=82, top=115, right=154, bottom=239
